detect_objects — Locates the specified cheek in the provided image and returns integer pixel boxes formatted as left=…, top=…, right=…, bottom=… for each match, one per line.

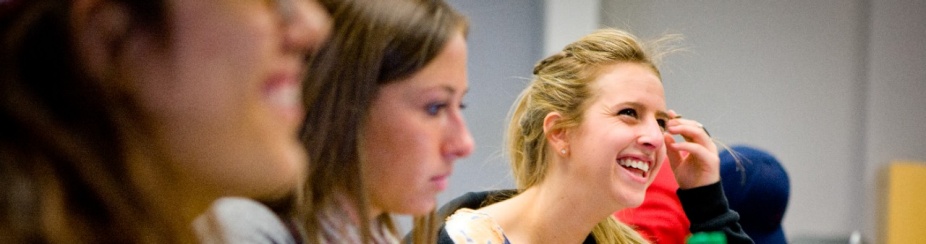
left=362, top=131, right=435, bottom=212
left=363, top=124, right=434, bottom=180
left=362, top=113, right=423, bottom=180
left=588, top=129, right=638, bottom=153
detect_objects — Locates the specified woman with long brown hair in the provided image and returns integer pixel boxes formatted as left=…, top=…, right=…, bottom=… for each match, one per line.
left=301, top=0, right=472, bottom=242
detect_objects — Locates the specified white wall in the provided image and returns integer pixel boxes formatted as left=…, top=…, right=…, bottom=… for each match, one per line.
left=544, top=0, right=600, bottom=56
left=865, top=0, right=926, bottom=241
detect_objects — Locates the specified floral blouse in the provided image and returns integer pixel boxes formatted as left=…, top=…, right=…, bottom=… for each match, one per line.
left=443, top=208, right=510, bottom=244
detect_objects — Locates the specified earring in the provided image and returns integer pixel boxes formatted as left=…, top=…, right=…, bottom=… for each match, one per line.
left=561, top=148, right=567, bottom=155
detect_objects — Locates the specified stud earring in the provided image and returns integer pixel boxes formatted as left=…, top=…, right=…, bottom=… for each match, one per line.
left=561, top=148, right=567, bottom=155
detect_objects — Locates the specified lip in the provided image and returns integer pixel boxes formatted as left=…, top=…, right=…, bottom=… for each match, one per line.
left=616, top=154, right=654, bottom=184
left=430, top=173, right=451, bottom=191
left=262, top=68, right=305, bottom=128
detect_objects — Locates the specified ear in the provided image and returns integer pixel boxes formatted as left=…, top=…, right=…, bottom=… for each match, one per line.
left=542, top=111, right=569, bottom=155
left=72, top=0, right=132, bottom=81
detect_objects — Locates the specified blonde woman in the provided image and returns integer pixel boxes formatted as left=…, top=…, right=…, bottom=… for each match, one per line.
left=438, top=29, right=752, bottom=243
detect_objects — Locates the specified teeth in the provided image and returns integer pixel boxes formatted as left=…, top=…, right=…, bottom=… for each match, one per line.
left=268, top=83, right=300, bottom=108
left=618, top=159, right=650, bottom=173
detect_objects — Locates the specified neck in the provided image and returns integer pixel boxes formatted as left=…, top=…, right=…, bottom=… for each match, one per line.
left=130, top=156, right=217, bottom=228
left=127, top=166, right=210, bottom=243
left=368, top=205, right=383, bottom=222
left=488, top=173, right=625, bottom=243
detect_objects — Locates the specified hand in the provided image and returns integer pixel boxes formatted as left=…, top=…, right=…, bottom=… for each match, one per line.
left=663, top=110, right=720, bottom=189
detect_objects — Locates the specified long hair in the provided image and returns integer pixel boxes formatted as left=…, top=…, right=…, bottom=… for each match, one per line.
left=0, top=0, right=187, bottom=243
left=300, top=0, right=467, bottom=243
left=507, top=28, right=678, bottom=244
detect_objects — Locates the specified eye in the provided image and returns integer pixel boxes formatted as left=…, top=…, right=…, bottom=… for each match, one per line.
left=657, top=119, right=667, bottom=132
left=426, top=103, right=448, bottom=116
left=617, top=108, right=638, bottom=118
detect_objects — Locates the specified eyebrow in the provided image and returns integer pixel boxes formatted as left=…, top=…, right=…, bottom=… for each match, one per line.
left=620, top=102, right=669, bottom=119
left=441, top=85, right=469, bottom=95
left=655, top=110, right=669, bottom=120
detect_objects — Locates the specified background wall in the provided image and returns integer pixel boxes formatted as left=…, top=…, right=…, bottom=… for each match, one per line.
left=866, top=0, right=926, bottom=242
left=427, top=1, right=925, bottom=243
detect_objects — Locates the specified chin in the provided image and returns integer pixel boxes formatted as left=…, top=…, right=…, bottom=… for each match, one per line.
left=397, top=201, right=436, bottom=216
left=626, top=198, right=645, bottom=208
left=614, top=192, right=646, bottom=209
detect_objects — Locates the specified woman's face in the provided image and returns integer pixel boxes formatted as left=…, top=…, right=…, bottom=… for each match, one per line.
left=362, top=32, right=474, bottom=216
left=567, top=62, right=668, bottom=209
left=132, top=0, right=330, bottom=201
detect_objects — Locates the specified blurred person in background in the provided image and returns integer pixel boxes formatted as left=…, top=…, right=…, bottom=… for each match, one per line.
left=0, top=0, right=329, bottom=242
left=719, top=145, right=790, bottom=244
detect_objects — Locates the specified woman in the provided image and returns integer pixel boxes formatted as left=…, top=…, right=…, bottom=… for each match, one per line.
left=300, top=0, right=473, bottom=243
left=0, top=0, right=329, bottom=242
left=439, top=29, right=752, bottom=243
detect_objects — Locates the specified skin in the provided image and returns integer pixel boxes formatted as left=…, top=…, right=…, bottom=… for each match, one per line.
left=362, top=31, right=475, bottom=217
left=77, top=0, right=331, bottom=218
left=564, top=62, right=669, bottom=210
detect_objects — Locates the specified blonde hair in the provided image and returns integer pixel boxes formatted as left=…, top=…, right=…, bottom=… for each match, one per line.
left=507, top=28, right=678, bottom=244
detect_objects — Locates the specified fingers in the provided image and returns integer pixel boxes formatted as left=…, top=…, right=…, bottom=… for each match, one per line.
left=663, top=133, right=682, bottom=170
left=667, top=110, right=681, bottom=120
left=663, top=110, right=722, bottom=188
left=665, top=113, right=713, bottom=150
left=668, top=140, right=715, bottom=163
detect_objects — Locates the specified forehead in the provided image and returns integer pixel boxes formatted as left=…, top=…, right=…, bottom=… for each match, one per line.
left=394, top=32, right=468, bottom=87
left=589, top=63, right=665, bottom=107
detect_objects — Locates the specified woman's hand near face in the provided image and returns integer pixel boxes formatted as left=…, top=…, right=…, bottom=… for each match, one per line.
left=662, top=110, right=720, bottom=189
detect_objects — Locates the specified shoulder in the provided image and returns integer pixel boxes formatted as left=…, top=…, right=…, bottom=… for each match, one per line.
left=443, top=208, right=508, bottom=244
left=193, top=197, right=297, bottom=244
left=438, top=190, right=518, bottom=220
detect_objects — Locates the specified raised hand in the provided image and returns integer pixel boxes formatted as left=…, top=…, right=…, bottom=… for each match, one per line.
left=663, top=110, right=720, bottom=189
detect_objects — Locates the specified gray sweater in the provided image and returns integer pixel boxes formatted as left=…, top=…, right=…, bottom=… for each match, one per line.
left=193, top=197, right=298, bottom=244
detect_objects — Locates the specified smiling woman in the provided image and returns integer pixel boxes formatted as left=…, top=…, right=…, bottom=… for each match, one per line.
left=0, top=0, right=329, bottom=242
left=436, top=29, right=753, bottom=244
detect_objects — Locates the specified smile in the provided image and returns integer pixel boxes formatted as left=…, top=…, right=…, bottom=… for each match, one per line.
left=617, top=158, right=650, bottom=178
left=263, top=71, right=304, bottom=126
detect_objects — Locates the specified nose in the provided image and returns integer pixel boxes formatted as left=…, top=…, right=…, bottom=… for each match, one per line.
left=442, top=110, right=475, bottom=161
left=282, top=0, right=331, bottom=54
left=636, top=118, right=665, bottom=152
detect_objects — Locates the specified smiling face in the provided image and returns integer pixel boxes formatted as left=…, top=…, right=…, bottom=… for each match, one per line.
left=567, top=62, right=668, bottom=209
left=362, top=32, right=474, bottom=216
left=131, top=0, right=330, bottom=202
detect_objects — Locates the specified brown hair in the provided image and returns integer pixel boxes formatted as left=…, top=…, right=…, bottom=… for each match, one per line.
left=508, top=28, right=678, bottom=244
left=301, top=0, right=466, bottom=243
left=0, top=0, right=186, bottom=243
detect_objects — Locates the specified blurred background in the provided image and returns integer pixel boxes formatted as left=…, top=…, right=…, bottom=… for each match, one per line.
left=403, top=1, right=925, bottom=243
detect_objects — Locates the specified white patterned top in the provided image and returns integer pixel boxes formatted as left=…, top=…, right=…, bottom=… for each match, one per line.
left=444, top=208, right=510, bottom=244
